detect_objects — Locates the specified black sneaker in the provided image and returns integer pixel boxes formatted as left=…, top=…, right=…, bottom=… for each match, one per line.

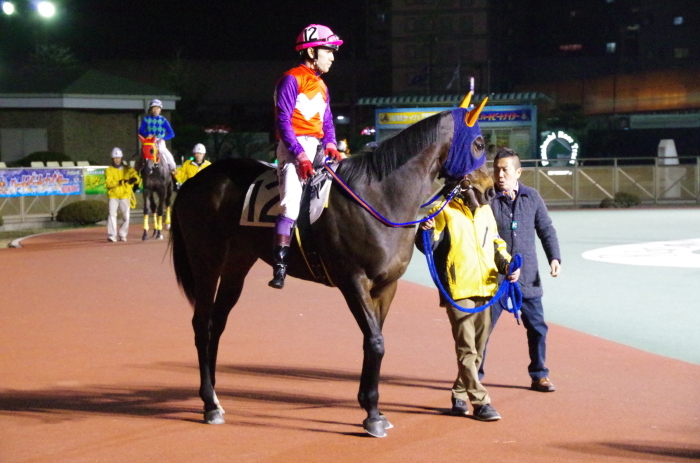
left=472, top=403, right=501, bottom=421
left=451, top=397, right=469, bottom=415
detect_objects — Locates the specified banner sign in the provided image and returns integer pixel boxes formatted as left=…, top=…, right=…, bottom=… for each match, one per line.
left=84, top=167, right=107, bottom=194
left=0, top=168, right=83, bottom=198
left=376, top=106, right=534, bottom=129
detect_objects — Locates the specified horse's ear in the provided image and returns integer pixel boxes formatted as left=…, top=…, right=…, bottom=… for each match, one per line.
left=465, top=97, right=488, bottom=127
left=458, top=91, right=473, bottom=109
left=138, top=134, right=146, bottom=143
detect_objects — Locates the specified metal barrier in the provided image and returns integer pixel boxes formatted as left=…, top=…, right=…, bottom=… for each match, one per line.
left=0, top=166, right=146, bottom=224
left=1, top=158, right=698, bottom=222
left=516, top=157, right=700, bottom=207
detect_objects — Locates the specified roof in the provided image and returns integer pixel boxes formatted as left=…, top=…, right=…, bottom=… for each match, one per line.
left=0, top=66, right=179, bottom=110
left=356, top=92, right=552, bottom=106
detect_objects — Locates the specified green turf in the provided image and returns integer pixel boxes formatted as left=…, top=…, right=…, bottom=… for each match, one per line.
left=402, top=207, right=700, bottom=365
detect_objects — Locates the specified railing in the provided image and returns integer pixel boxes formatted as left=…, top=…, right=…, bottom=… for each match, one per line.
left=1, top=157, right=699, bottom=223
left=515, top=157, right=700, bottom=207
left=0, top=166, right=146, bottom=224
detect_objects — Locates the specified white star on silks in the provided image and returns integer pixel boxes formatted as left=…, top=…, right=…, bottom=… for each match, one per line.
left=295, top=93, right=327, bottom=121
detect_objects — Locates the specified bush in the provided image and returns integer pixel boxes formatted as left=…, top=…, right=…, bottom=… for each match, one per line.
left=0, top=214, right=3, bottom=227
left=17, top=151, right=72, bottom=167
left=599, top=191, right=642, bottom=208
left=56, top=200, right=108, bottom=225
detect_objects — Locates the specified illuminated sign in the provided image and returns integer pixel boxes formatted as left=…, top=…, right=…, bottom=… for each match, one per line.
left=539, top=130, right=579, bottom=166
left=377, top=107, right=533, bottom=129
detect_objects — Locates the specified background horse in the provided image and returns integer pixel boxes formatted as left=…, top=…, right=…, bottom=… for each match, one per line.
left=138, top=135, right=174, bottom=240
left=170, top=103, right=491, bottom=437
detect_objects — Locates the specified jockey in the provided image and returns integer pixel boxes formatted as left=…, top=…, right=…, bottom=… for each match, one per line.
left=175, top=143, right=211, bottom=185
left=269, top=24, right=345, bottom=289
left=138, top=99, right=178, bottom=174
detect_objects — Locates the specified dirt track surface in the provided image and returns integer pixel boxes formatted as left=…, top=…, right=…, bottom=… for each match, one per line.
left=1, top=227, right=699, bottom=463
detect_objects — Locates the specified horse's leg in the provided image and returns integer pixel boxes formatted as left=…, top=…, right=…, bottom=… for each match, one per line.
left=200, top=251, right=258, bottom=424
left=155, top=189, right=165, bottom=240
left=164, top=183, right=173, bottom=231
left=338, top=279, right=398, bottom=438
left=142, top=189, right=151, bottom=241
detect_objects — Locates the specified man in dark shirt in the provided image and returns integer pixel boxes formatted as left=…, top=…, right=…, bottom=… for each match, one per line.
left=481, top=148, right=561, bottom=392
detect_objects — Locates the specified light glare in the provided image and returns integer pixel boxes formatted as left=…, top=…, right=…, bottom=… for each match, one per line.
left=37, top=1, right=55, bottom=18
left=2, top=2, right=15, bottom=15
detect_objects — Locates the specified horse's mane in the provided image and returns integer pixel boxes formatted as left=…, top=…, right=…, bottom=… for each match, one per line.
left=338, top=110, right=448, bottom=185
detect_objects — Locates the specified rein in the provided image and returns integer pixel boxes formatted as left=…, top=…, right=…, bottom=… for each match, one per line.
left=422, top=228, right=523, bottom=318
left=322, top=157, right=459, bottom=227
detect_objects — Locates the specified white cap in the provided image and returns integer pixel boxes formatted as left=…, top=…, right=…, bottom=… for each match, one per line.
left=149, top=99, right=163, bottom=108
left=111, top=147, right=123, bottom=158
left=192, top=143, right=206, bottom=154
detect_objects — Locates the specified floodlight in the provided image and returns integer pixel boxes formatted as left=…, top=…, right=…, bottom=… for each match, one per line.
left=37, top=1, right=55, bottom=18
left=2, top=1, right=15, bottom=15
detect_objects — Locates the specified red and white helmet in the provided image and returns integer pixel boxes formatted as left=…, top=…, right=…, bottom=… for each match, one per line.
left=295, top=24, right=343, bottom=51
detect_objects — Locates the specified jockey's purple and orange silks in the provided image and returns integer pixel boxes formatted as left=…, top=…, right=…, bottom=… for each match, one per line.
left=440, top=108, right=486, bottom=180
left=274, top=64, right=336, bottom=158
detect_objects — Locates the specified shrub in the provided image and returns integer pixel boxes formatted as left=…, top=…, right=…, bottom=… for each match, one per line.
left=599, top=191, right=641, bottom=208
left=0, top=214, right=3, bottom=227
left=17, top=151, right=72, bottom=167
left=56, top=200, right=108, bottom=225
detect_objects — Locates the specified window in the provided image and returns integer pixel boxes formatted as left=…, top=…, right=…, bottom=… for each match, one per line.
left=674, top=48, right=689, bottom=58
left=606, top=42, right=617, bottom=54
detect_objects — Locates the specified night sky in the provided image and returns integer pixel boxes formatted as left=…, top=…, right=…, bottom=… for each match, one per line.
left=1, top=0, right=365, bottom=62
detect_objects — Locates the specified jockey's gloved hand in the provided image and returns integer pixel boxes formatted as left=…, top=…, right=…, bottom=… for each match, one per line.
left=296, top=152, right=316, bottom=180
left=324, top=143, right=343, bottom=162
left=128, top=177, right=138, bottom=184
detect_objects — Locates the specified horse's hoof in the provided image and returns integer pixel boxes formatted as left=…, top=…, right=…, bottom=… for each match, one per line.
left=363, top=418, right=387, bottom=438
left=156, top=233, right=164, bottom=240
left=141, top=232, right=149, bottom=241
left=204, top=409, right=225, bottom=425
left=379, top=414, right=393, bottom=430
left=165, top=224, right=171, bottom=231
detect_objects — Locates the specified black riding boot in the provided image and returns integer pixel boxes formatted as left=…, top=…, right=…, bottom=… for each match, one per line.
left=268, top=235, right=290, bottom=289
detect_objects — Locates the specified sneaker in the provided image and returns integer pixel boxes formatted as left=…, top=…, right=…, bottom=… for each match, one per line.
left=108, top=236, right=117, bottom=242
left=451, top=397, right=469, bottom=415
left=472, top=403, right=501, bottom=421
left=118, top=236, right=127, bottom=242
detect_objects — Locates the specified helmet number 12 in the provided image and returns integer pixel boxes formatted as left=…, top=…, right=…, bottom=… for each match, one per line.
left=304, top=27, right=318, bottom=42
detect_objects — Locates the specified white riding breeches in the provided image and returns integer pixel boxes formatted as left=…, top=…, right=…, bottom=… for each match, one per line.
left=156, top=139, right=177, bottom=171
left=276, top=136, right=321, bottom=221
left=108, top=198, right=130, bottom=238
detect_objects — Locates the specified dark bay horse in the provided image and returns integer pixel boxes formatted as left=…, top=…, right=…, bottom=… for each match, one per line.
left=170, top=100, right=492, bottom=437
left=138, top=135, right=174, bottom=240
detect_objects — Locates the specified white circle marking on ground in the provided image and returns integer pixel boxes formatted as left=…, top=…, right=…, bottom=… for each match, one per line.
left=582, top=238, right=700, bottom=268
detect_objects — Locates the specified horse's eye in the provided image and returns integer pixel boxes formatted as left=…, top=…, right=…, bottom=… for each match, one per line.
left=475, top=142, right=485, bottom=151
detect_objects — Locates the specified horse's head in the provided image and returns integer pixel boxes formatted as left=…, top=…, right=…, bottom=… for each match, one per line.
left=440, top=92, right=489, bottom=182
left=138, top=134, right=158, bottom=175
left=460, top=163, right=495, bottom=209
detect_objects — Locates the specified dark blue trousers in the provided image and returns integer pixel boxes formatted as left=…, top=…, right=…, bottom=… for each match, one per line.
left=479, top=296, right=549, bottom=381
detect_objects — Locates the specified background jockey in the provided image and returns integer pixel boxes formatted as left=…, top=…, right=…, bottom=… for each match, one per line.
left=139, top=99, right=177, bottom=175
left=175, top=143, right=211, bottom=185
left=268, top=23, right=345, bottom=289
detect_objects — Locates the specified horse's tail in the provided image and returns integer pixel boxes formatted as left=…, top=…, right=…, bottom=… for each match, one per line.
left=170, top=203, right=196, bottom=307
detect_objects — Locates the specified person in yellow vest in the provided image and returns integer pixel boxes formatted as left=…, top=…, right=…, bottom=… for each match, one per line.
left=175, top=143, right=211, bottom=185
left=105, top=147, right=140, bottom=242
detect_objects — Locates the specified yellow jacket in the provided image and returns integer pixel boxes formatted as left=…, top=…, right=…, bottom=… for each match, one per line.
left=425, top=200, right=511, bottom=301
left=175, top=159, right=211, bottom=184
left=105, top=165, right=140, bottom=199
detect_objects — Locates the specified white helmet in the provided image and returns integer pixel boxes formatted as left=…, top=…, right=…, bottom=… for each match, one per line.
left=149, top=99, right=163, bottom=108
left=192, top=143, right=206, bottom=154
left=111, top=147, right=123, bottom=158
left=337, top=139, right=347, bottom=152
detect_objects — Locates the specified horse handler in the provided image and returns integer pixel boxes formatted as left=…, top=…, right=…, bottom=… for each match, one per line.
left=416, top=195, right=519, bottom=421
left=175, top=143, right=211, bottom=186
left=269, top=24, right=345, bottom=289
left=105, top=147, right=140, bottom=242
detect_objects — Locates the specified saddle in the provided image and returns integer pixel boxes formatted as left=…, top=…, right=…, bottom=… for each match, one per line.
left=240, top=157, right=338, bottom=287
